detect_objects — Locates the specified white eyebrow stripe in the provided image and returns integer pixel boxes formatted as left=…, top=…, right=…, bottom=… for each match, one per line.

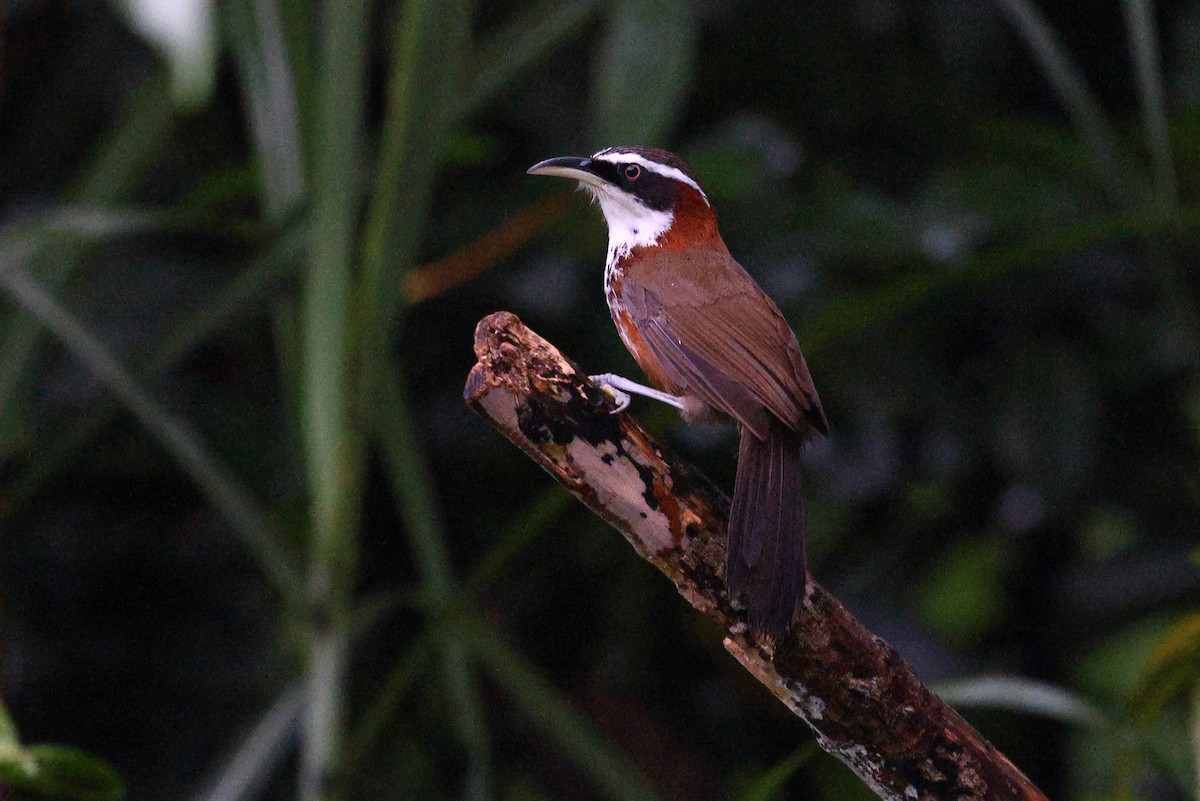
left=590, top=150, right=710, bottom=205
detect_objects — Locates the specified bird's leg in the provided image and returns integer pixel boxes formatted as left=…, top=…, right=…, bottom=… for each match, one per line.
left=589, top=373, right=685, bottom=413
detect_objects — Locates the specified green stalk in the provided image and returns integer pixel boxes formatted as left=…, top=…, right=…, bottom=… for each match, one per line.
left=358, top=0, right=470, bottom=347
left=194, top=684, right=304, bottom=801
left=0, top=73, right=172, bottom=457
left=1191, top=683, right=1199, bottom=801
left=993, top=0, right=1141, bottom=204
left=1121, top=0, right=1176, bottom=209
left=299, top=1, right=369, bottom=798
left=461, top=616, right=662, bottom=801
left=341, top=490, right=570, bottom=771
left=2, top=226, right=304, bottom=523
left=0, top=261, right=305, bottom=607
left=461, top=0, right=596, bottom=119
left=356, top=1, right=492, bottom=797
left=802, top=203, right=1200, bottom=356
left=369, top=363, right=492, bottom=801
left=225, top=0, right=306, bottom=219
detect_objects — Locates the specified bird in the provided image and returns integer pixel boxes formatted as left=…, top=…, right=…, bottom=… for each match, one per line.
left=528, top=145, right=828, bottom=638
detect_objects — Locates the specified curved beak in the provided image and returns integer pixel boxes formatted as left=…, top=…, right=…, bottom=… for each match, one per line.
left=527, top=156, right=605, bottom=188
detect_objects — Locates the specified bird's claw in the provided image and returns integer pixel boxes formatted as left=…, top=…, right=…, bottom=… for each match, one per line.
left=589, top=374, right=631, bottom=413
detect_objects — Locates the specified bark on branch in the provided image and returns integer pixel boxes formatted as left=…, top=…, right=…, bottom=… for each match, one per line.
left=464, top=311, right=1048, bottom=801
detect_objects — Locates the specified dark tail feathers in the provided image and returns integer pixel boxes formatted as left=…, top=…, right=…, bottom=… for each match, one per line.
left=726, top=422, right=806, bottom=638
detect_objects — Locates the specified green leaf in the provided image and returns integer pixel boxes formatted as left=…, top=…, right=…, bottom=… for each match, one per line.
left=0, top=745, right=124, bottom=801
left=1130, top=613, right=1200, bottom=727
left=0, top=73, right=173, bottom=459
left=368, top=364, right=492, bottom=801
left=591, top=0, right=697, bottom=144
left=0, top=260, right=304, bottom=607
left=1121, top=0, right=1176, bottom=208
left=195, top=684, right=303, bottom=801
left=994, top=0, right=1142, bottom=204
left=0, top=702, right=18, bottom=747
left=301, top=0, right=369, bottom=570
left=461, top=616, right=662, bottom=801
left=1, top=225, right=304, bottom=525
left=223, top=0, right=307, bottom=219
left=914, top=538, right=1010, bottom=644
left=296, top=3, right=371, bottom=798
left=735, top=745, right=817, bottom=801
left=935, top=675, right=1107, bottom=728
left=0, top=742, right=41, bottom=787
left=359, top=0, right=473, bottom=343
left=463, top=0, right=597, bottom=119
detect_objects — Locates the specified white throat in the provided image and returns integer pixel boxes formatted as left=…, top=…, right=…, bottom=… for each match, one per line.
left=587, top=186, right=674, bottom=268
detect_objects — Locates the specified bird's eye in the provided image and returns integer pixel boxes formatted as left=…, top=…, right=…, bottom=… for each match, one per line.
left=623, top=164, right=642, bottom=181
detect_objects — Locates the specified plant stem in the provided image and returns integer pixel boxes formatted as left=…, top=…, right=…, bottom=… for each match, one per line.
left=298, top=0, right=369, bottom=797
left=994, top=0, right=1141, bottom=204
left=370, top=364, right=492, bottom=800
left=0, top=261, right=305, bottom=606
left=1122, top=0, right=1176, bottom=209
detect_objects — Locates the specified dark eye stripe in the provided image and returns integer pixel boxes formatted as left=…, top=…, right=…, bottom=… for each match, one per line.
left=588, top=160, right=620, bottom=185
left=586, top=160, right=678, bottom=212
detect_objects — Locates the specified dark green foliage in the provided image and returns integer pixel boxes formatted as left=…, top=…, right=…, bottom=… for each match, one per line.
left=0, top=1, right=1197, bottom=800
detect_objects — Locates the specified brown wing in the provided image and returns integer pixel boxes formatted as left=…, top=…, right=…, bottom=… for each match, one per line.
left=620, top=247, right=827, bottom=439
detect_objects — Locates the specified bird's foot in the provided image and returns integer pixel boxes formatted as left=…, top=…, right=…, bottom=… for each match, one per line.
left=589, top=374, right=632, bottom=412
left=589, top=373, right=684, bottom=413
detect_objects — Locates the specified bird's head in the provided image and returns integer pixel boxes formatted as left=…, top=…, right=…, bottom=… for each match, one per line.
left=528, top=146, right=724, bottom=264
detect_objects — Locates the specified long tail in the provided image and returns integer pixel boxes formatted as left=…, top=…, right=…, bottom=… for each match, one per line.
left=726, top=422, right=806, bottom=638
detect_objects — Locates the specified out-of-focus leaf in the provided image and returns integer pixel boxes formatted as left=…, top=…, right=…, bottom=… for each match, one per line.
left=368, top=364, right=492, bottom=801
left=1130, top=613, right=1200, bottom=727
left=223, top=0, right=306, bottom=218
left=590, top=0, right=697, bottom=144
left=343, top=630, right=436, bottom=771
left=463, top=0, right=596, bottom=119
left=791, top=166, right=921, bottom=265
left=0, top=260, right=305, bottom=607
left=119, top=0, right=217, bottom=106
left=1079, top=507, right=1138, bottom=562
left=0, top=208, right=170, bottom=260
left=501, top=774, right=554, bottom=801
left=295, top=1, right=371, bottom=797
left=194, top=684, right=303, bottom=801
left=358, top=0, right=472, bottom=342
left=0, top=744, right=124, bottom=801
left=915, top=538, right=1010, bottom=644
left=935, top=675, right=1107, bottom=727
left=919, top=163, right=1079, bottom=236
left=1122, top=0, right=1176, bottom=208
left=0, top=703, right=17, bottom=746
left=356, top=4, right=489, bottom=798
left=0, top=73, right=173, bottom=459
left=0, top=742, right=37, bottom=785
left=0, top=224, right=303, bottom=524
left=461, top=616, right=662, bottom=801
left=800, top=201, right=1200, bottom=357
left=734, top=745, right=817, bottom=801
left=994, top=0, right=1141, bottom=204
left=1077, top=619, right=1173, bottom=701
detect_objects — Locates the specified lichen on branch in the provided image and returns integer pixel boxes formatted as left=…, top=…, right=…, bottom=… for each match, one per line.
left=464, top=311, right=1048, bottom=801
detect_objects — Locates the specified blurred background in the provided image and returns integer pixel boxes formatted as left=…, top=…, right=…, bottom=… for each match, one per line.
left=1, top=0, right=1198, bottom=799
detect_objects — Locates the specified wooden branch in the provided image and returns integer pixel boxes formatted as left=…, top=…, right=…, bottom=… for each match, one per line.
left=464, top=311, right=1049, bottom=801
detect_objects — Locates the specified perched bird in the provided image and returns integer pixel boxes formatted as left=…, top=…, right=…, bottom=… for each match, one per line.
left=528, top=146, right=828, bottom=638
